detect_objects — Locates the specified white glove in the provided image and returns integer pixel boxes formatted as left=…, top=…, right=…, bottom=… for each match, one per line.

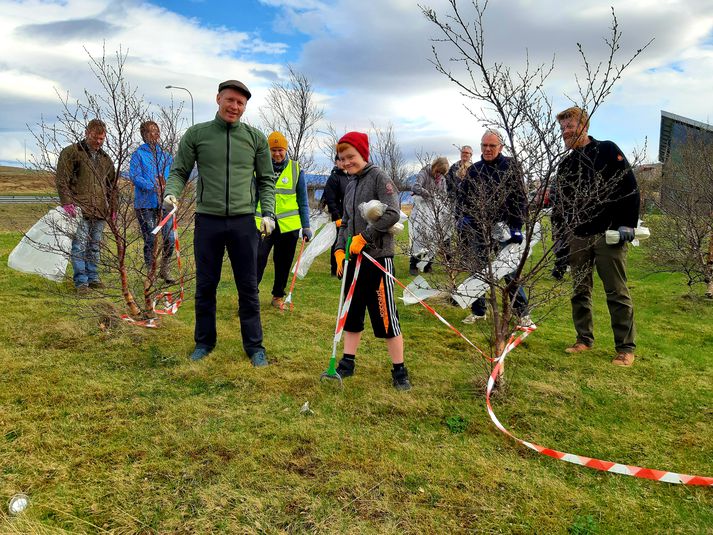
left=260, top=216, right=275, bottom=237
left=163, top=194, right=178, bottom=211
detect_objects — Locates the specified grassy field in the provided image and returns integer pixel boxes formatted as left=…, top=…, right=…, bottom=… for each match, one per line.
left=0, top=205, right=711, bottom=533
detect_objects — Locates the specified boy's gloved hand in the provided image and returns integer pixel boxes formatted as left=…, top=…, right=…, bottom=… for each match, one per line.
left=302, top=228, right=312, bottom=242
left=349, top=233, right=367, bottom=255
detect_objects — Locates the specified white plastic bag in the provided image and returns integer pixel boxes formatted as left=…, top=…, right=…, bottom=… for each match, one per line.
left=293, top=221, right=337, bottom=279
left=400, top=275, right=448, bottom=305
left=452, top=221, right=541, bottom=308
left=8, top=207, right=79, bottom=282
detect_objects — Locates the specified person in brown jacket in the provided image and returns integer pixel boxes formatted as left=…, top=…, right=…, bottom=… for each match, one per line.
left=55, top=119, right=115, bottom=292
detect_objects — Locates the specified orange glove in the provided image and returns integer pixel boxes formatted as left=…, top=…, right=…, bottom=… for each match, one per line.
left=335, top=219, right=342, bottom=228
left=349, top=233, right=367, bottom=256
left=334, top=249, right=345, bottom=277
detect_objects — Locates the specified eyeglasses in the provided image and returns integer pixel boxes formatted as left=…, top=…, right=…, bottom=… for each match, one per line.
left=481, top=144, right=500, bottom=149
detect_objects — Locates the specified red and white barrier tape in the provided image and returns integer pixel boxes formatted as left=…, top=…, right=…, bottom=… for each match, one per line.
left=363, top=252, right=712, bottom=485
left=120, top=207, right=185, bottom=327
left=361, top=252, right=492, bottom=361
left=485, top=327, right=713, bottom=486
left=335, top=255, right=362, bottom=339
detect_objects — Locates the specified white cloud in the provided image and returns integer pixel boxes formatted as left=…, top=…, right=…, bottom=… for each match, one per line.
left=1, top=0, right=712, bottom=169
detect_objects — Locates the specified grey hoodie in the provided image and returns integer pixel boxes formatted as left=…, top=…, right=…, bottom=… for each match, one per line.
left=336, top=163, right=400, bottom=258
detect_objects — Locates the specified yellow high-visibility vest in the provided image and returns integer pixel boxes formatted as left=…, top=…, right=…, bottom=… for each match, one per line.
left=256, top=159, right=301, bottom=232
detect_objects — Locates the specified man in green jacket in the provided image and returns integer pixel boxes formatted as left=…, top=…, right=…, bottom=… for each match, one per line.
left=164, top=80, right=276, bottom=365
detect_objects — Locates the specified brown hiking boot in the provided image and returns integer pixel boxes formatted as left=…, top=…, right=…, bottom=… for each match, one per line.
left=612, top=352, right=635, bottom=367
left=271, top=296, right=284, bottom=310
left=565, top=342, right=592, bottom=354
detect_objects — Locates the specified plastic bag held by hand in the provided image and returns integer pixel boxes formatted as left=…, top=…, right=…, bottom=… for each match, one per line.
left=605, top=226, right=650, bottom=245
left=359, top=200, right=386, bottom=221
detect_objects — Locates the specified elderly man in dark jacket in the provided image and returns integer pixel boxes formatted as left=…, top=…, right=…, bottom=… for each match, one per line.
left=56, top=119, right=115, bottom=293
left=455, top=129, right=530, bottom=325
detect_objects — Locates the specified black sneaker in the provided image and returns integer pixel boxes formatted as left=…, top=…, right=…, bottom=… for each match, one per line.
left=336, top=358, right=355, bottom=378
left=391, top=366, right=412, bottom=391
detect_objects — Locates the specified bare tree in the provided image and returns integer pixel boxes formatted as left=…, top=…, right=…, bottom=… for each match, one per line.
left=259, top=66, right=325, bottom=172
left=420, top=1, right=651, bottom=385
left=646, top=131, right=713, bottom=297
left=29, top=45, right=193, bottom=327
left=369, top=122, right=411, bottom=200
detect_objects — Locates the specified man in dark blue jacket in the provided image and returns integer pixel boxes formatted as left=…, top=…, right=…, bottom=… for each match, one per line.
left=455, top=130, right=530, bottom=325
left=129, top=121, right=175, bottom=283
left=554, top=106, right=639, bottom=366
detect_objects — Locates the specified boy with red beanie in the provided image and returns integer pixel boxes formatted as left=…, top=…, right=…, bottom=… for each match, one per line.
left=333, top=131, right=411, bottom=391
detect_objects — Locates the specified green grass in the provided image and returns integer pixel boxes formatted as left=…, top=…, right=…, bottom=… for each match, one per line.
left=0, top=214, right=711, bottom=533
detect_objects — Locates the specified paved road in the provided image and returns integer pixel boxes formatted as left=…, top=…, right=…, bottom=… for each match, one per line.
left=0, top=195, right=59, bottom=204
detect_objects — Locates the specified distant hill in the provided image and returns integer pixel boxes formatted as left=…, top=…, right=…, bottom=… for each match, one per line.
left=0, top=165, right=55, bottom=195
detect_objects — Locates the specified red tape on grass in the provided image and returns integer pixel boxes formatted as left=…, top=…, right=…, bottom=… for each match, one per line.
left=121, top=209, right=185, bottom=327
left=361, top=252, right=492, bottom=361
left=485, top=328, right=713, bottom=486
left=362, top=253, right=712, bottom=485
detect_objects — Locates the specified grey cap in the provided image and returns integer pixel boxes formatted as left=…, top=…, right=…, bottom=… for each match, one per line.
left=218, top=80, right=252, bottom=100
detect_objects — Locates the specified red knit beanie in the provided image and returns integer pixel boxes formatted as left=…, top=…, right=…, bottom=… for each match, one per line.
left=338, top=131, right=369, bottom=162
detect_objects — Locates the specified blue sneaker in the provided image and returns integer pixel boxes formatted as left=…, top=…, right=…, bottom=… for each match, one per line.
left=250, top=350, right=269, bottom=367
left=189, top=346, right=212, bottom=361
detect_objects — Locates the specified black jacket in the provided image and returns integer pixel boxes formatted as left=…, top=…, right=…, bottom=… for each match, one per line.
left=322, top=166, right=349, bottom=221
left=555, top=137, right=640, bottom=237
left=455, top=153, right=526, bottom=232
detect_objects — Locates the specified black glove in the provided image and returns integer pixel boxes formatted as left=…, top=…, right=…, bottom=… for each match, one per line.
left=509, top=227, right=523, bottom=244
left=618, top=226, right=635, bottom=244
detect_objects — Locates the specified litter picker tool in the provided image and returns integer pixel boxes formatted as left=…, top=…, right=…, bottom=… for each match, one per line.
left=321, top=237, right=360, bottom=386
left=283, top=237, right=306, bottom=311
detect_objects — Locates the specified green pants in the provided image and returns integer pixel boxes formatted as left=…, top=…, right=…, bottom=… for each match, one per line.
left=569, top=234, right=636, bottom=353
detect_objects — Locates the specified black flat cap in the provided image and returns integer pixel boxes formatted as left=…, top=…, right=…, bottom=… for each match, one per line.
left=218, top=80, right=251, bottom=100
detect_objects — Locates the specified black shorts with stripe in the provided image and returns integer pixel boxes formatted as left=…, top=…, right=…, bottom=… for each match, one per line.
left=343, top=255, right=401, bottom=339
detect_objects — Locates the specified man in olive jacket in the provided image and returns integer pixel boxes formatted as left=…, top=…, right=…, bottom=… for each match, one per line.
left=163, top=80, right=276, bottom=365
left=55, top=119, right=115, bottom=292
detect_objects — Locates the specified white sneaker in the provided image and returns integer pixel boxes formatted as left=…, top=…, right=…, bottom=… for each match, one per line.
left=518, top=314, right=535, bottom=328
left=462, top=313, right=486, bottom=324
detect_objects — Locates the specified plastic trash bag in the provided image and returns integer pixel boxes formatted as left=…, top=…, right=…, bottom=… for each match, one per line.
left=293, top=221, right=337, bottom=279
left=401, top=275, right=448, bottom=305
left=358, top=200, right=405, bottom=234
left=452, top=221, right=541, bottom=308
left=409, top=195, right=454, bottom=270
left=8, top=206, right=79, bottom=282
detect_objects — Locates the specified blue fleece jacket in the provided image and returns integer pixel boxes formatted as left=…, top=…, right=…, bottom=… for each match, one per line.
left=129, top=143, right=173, bottom=209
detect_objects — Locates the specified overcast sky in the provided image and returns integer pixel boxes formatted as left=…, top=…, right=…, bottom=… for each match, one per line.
left=2, top=0, right=712, bottom=171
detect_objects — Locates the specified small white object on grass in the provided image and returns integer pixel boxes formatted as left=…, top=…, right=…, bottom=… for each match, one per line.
left=8, top=493, right=29, bottom=515
left=299, top=401, right=314, bottom=415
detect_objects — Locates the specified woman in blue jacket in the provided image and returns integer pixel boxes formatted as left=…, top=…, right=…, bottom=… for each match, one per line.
left=129, top=121, right=176, bottom=283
